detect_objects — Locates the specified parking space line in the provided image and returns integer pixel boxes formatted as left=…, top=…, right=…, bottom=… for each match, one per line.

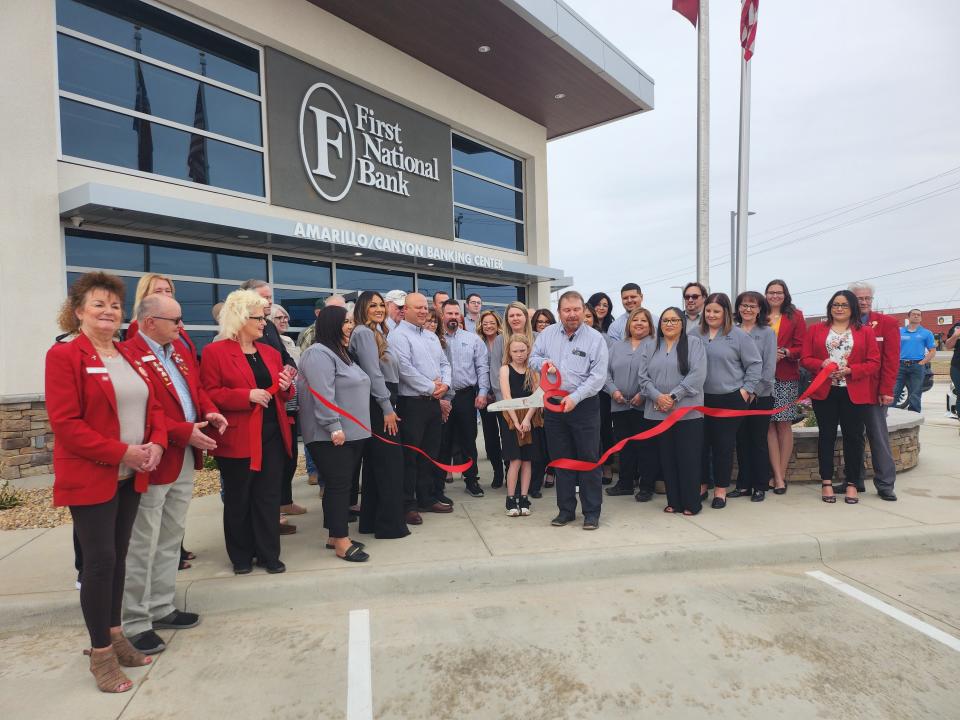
left=347, top=609, right=373, bottom=720
left=806, top=570, right=960, bottom=653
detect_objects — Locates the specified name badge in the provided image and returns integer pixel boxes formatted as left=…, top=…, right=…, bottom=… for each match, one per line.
left=572, top=349, right=587, bottom=358
left=86, top=366, right=108, bottom=374
left=142, top=354, right=158, bottom=362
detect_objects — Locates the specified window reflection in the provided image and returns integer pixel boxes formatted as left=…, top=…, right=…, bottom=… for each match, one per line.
left=453, top=206, right=523, bottom=252
left=273, top=257, right=333, bottom=288
left=452, top=134, right=521, bottom=187
left=336, top=265, right=414, bottom=295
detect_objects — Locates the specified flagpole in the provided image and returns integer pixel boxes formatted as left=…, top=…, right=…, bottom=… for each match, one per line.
left=696, top=0, right=710, bottom=287
left=734, top=55, right=751, bottom=296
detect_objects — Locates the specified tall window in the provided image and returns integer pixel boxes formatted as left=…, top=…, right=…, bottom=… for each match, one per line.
left=452, top=134, right=524, bottom=252
left=56, top=0, right=264, bottom=197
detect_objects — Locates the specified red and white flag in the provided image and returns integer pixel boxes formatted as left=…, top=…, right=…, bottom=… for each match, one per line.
left=672, top=0, right=698, bottom=27
left=740, top=0, right=759, bottom=61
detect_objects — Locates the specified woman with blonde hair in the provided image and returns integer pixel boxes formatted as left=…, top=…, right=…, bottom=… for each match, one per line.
left=126, top=273, right=197, bottom=358
left=498, top=333, right=541, bottom=516
left=200, top=290, right=295, bottom=574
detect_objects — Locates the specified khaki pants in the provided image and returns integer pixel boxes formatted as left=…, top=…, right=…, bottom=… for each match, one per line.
left=122, top=456, right=194, bottom=636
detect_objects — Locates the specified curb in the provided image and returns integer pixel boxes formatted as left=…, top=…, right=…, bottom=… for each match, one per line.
left=4, top=523, right=959, bottom=632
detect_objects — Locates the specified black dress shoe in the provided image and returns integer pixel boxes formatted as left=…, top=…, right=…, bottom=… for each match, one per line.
left=635, top=490, right=654, bottom=503
left=605, top=485, right=634, bottom=496
left=750, top=489, right=766, bottom=502
left=529, top=491, right=543, bottom=499
left=234, top=564, right=253, bottom=575
left=550, top=514, right=574, bottom=527
left=257, top=560, right=286, bottom=574
left=490, top=477, right=504, bottom=489
left=582, top=518, right=599, bottom=530
left=711, top=496, right=727, bottom=509
left=727, top=488, right=749, bottom=498
left=878, top=490, right=898, bottom=501
left=601, top=475, right=613, bottom=485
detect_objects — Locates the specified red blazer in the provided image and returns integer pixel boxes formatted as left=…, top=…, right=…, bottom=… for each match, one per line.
left=863, top=312, right=900, bottom=398
left=46, top=334, right=167, bottom=507
left=772, top=309, right=806, bottom=381
left=199, top=339, right=292, bottom=463
left=121, top=333, right=219, bottom=485
left=801, top=323, right=880, bottom=405
left=126, top=320, right=198, bottom=359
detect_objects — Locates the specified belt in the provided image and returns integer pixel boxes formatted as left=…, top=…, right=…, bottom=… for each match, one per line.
left=900, top=360, right=921, bottom=365
left=400, top=395, right=437, bottom=401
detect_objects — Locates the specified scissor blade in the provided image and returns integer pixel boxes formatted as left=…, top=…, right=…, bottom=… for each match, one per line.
left=487, top=387, right=544, bottom=412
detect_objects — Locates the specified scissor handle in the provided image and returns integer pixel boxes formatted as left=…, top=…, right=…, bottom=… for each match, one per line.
left=540, top=364, right=568, bottom=412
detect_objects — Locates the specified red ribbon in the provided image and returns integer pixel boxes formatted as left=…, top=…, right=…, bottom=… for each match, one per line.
left=547, top=363, right=837, bottom=472
left=306, top=385, right=473, bottom=474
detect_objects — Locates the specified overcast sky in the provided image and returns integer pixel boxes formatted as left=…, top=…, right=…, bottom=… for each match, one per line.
left=549, top=0, right=960, bottom=319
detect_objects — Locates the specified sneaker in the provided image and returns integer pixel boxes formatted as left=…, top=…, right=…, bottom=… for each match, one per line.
left=519, top=495, right=531, bottom=516
left=153, top=610, right=200, bottom=630
left=465, top=481, right=485, bottom=498
left=505, top=496, right=520, bottom=517
left=437, top=494, right=454, bottom=507
left=130, top=630, right=166, bottom=655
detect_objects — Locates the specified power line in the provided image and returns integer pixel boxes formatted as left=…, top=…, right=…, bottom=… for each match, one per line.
left=791, top=257, right=960, bottom=296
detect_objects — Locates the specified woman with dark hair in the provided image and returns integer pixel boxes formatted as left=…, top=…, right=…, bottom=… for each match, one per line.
left=638, top=307, right=707, bottom=515
left=604, top=308, right=658, bottom=500
left=732, top=292, right=778, bottom=501
left=583, top=303, right=615, bottom=484
left=299, top=306, right=371, bottom=560
left=697, top=293, right=762, bottom=509
left=46, top=272, right=167, bottom=692
left=426, top=307, right=443, bottom=348
left=765, top=279, right=806, bottom=493
left=587, top=292, right=615, bottom=334
left=801, top=290, right=880, bottom=504
left=531, top=308, right=556, bottom=334
left=477, top=310, right=506, bottom=488
left=349, top=292, right=409, bottom=539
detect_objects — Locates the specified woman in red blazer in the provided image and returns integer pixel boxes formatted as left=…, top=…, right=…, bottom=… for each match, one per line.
left=764, top=279, right=806, bottom=493
left=45, top=272, right=167, bottom=693
left=801, top=290, right=880, bottom=505
left=200, top=289, right=294, bottom=575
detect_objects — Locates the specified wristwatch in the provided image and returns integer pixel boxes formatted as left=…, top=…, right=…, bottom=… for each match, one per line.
left=669, top=393, right=678, bottom=402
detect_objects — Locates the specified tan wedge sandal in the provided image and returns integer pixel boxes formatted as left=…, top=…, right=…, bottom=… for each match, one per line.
left=110, top=630, right=152, bottom=667
left=85, top=646, right=133, bottom=693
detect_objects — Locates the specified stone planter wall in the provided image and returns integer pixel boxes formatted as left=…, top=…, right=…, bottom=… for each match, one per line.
left=0, top=397, right=53, bottom=481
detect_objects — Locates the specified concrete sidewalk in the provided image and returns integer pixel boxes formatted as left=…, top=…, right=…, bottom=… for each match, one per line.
left=1, top=423, right=957, bottom=630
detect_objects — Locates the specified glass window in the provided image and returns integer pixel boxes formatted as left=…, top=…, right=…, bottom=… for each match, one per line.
left=216, top=284, right=241, bottom=303
left=57, top=34, right=262, bottom=145
left=336, top=264, right=414, bottom=295
left=214, top=253, right=266, bottom=282
left=453, top=206, right=524, bottom=252
left=65, top=231, right=145, bottom=271
left=273, top=257, right=333, bottom=288
left=56, top=0, right=260, bottom=94
left=171, top=280, right=218, bottom=324
left=452, top=134, right=521, bottom=187
left=274, top=289, right=328, bottom=328
left=453, top=171, right=522, bottom=220
left=417, top=275, right=454, bottom=300
left=185, top=330, right=217, bottom=354
left=59, top=98, right=265, bottom=196
left=458, top=281, right=526, bottom=306
left=149, top=243, right=214, bottom=277
left=66, top=271, right=135, bottom=321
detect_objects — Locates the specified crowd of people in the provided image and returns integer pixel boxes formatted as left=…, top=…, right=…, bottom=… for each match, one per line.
left=48, top=270, right=915, bottom=693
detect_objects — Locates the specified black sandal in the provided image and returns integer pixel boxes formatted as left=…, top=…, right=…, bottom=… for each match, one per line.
left=326, top=540, right=365, bottom=550
left=338, top=542, right=370, bottom=562
left=821, top=481, right=837, bottom=504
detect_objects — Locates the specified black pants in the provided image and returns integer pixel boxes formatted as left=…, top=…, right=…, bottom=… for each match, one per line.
left=736, top=395, right=773, bottom=492
left=438, top=387, right=480, bottom=486
left=659, top=418, right=704, bottom=514
left=702, top=391, right=748, bottom=489
left=280, top=416, right=299, bottom=506
left=544, top=395, right=602, bottom=521
left=529, top=426, right=548, bottom=496
left=70, top=479, right=141, bottom=648
left=308, top=439, right=367, bottom=539
left=598, top=391, right=614, bottom=469
left=611, top=411, right=660, bottom=493
left=397, top=396, right=442, bottom=510
left=812, top=386, right=865, bottom=484
left=479, top=404, right=505, bottom=482
left=358, top=390, right=409, bottom=539
left=217, top=425, right=285, bottom=569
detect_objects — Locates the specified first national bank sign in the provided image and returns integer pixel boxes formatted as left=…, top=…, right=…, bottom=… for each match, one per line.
left=266, top=48, right=455, bottom=241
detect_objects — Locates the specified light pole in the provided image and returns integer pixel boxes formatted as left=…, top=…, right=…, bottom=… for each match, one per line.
left=730, top=209, right=755, bottom=296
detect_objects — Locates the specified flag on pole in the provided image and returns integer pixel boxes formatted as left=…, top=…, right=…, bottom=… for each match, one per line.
left=740, top=0, right=759, bottom=61
left=187, top=54, right=210, bottom=185
left=672, top=0, right=698, bottom=27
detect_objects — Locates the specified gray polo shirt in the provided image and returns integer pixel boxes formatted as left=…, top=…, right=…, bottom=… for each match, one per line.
left=298, top=344, right=371, bottom=443
left=604, top=336, right=654, bottom=412
left=693, top=325, right=763, bottom=395
left=348, top=324, right=396, bottom=416
left=485, top=334, right=504, bottom=400
left=741, top=324, right=777, bottom=398
left=387, top=319, right=451, bottom=397
left=442, top=327, right=489, bottom=397
left=638, top=335, right=707, bottom=421
left=530, top=322, right=608, bottom=405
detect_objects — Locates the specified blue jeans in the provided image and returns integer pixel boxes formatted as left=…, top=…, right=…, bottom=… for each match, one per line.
left=893, top=362, right=924, bottom=412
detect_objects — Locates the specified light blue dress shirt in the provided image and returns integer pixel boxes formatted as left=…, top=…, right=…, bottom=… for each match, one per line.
left=529, top=322, right=609, bottom=405
left=387, top=320, right=452, bottom=397
left=140, top=332, right=197, bottom=423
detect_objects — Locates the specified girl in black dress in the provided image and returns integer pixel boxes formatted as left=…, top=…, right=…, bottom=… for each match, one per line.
left=497, top=334, right=541, bottom=517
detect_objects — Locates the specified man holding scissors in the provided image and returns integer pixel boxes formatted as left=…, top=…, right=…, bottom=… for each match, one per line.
left=529, top=291, right=609, bottom=529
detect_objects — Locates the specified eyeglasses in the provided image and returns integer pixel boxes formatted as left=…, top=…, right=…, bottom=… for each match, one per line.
left=739, top=304, right=759, bottom=310
left=831, top=303, right=850, bottom=309
left=248, top=315, right=268, bottom=322
left=275, top=315, right=289, bottom=322
left=684, top=294, right=701, bottom=301
left=857, top=296, right=874, bottom=301
left=766, top=291, right=784, bottom=296
left=151, top=316, right=183, bottom=324
left=661, top=318, right=683, bottom=325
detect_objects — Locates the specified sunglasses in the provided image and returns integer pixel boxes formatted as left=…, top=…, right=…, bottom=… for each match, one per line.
left=684, top=294, right=701, bottom=301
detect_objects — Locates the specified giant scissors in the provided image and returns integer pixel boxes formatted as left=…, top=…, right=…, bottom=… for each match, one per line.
left=487, top=365, right=569, bottom=413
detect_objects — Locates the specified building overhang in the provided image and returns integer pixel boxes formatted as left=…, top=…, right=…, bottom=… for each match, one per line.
left=58, top=183, right=566, bottom=284
left=305, top=0, right=654, bottom=139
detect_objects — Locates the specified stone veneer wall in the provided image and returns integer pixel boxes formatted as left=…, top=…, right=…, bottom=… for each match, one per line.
left=784, top=425, right=920, bottom=482
left=0, top=398, right=53, bottom=481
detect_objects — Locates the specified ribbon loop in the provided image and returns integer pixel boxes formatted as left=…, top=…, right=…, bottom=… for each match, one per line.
left=540, top=364, right=569, bottom=412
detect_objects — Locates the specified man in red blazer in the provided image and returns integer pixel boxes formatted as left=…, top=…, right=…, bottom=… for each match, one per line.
left=850, top=282, right=900, bottom=501
left=120, top=294, right=227, bottom=654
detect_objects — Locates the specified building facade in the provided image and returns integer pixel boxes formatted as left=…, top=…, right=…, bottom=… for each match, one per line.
left=0, top=0, right=653, bottom=480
